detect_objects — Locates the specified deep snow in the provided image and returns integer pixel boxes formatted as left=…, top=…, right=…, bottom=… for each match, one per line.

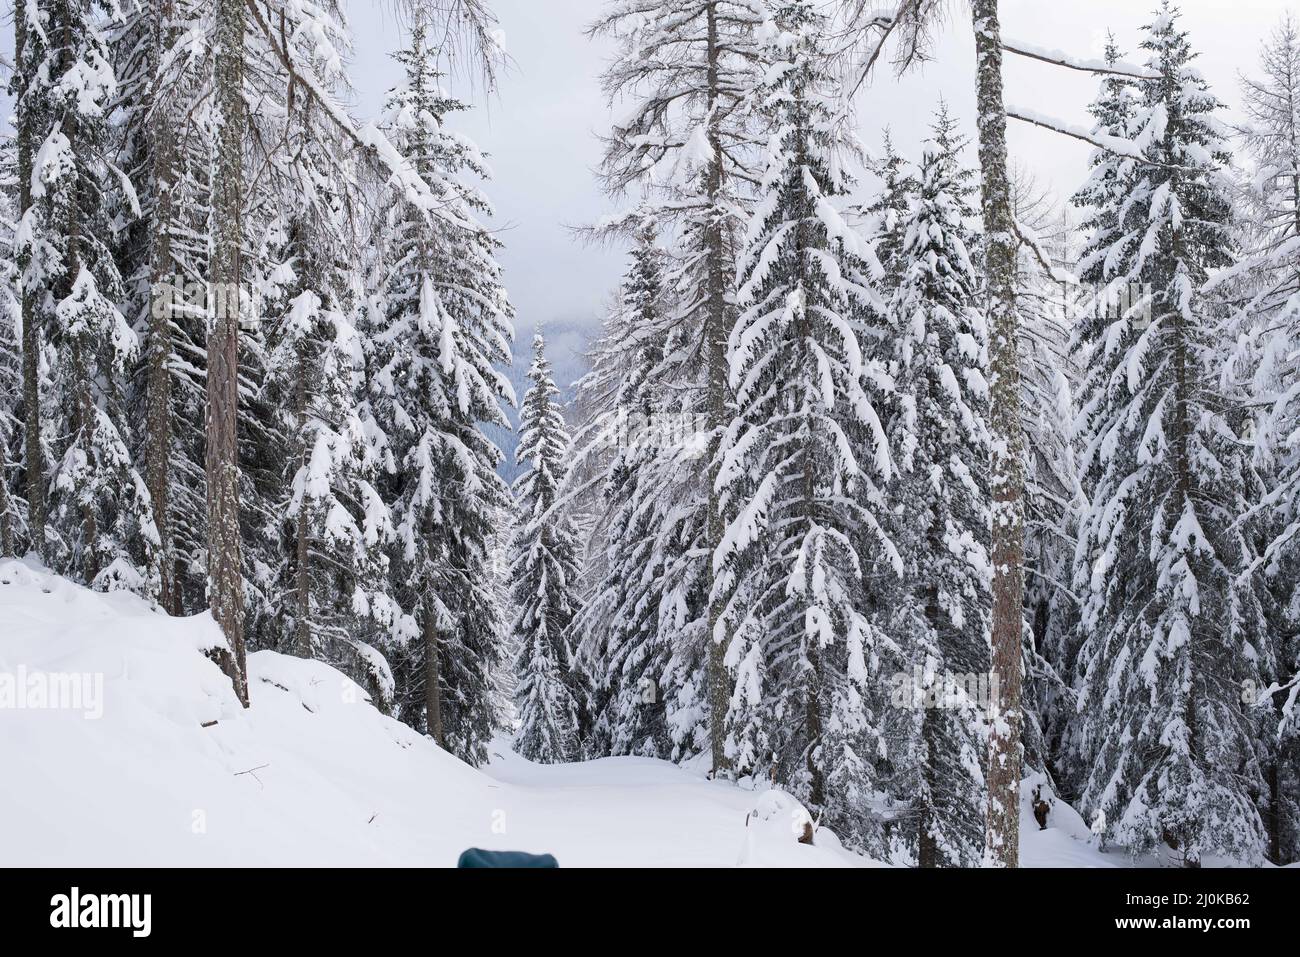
left=1, top=559, right=1124, bottom=867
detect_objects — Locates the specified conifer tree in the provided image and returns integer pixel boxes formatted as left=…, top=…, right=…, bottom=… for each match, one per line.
left=364, top=23, right=514, bottom=765
left=589, top=0, right=766, bottom=773
left=571, top=220, right=692, bottom=760
left=1069, top=5, right=1268, bottom=865
left=716, top=0, right=896, bottom=844
left=19, top=0, right=159, bottom=593
left=512, top=334, right=583, bottom=763
left=885, top=115, right=992, bottom=867
left=1226, top=12, right=1300, bottom=865
left=110, top=0, right=213, bottom=615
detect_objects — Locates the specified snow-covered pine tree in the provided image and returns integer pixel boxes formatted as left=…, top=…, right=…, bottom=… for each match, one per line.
left=206, top=0, right=250, bottom=705
left=257, top=213, right=394, bottom=683
left=511, top=334, right=583, bottom=763
left=570, top=219, right=694, bottom=760
left=884, top=113, right=992, bottom=867
left=19, top=0, right=159, bottom=594
left=1009, top=177, right=1083, bottom=783
left=110, top=0, right=213, bottom=615
left=589, top=0, right=766, bottom=773
left=1226, top=12, right=1300, bottom=865
left=364, top=22, right=514, bottom=766
left=861, top=129, right=917, bottom=300
left=1069, top=5, right=1269, bottom=865
left=716, top=0, right=895, bottom=846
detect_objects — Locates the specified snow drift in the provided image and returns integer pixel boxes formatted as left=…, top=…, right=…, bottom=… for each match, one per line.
left=0, top=559, right=1142, bottom=867
left=0, top=560, right=870, bottom=867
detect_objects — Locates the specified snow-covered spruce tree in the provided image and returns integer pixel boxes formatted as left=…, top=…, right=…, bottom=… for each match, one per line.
left=1069, top=6, right=1269, bottom=865
left=860, top=129, right=917, bottom=300
left=570, top=219, right=692, bottom=760
left=511, top=334, right=583, bottom=763
left=256, top=212, right=395, bottom=689
left=716, top=0, right=895, bottom=846
left=884, top=118, right=992, bottom=867
left=364, top=24, right=514, bottom=765
left=1226, top=12, right=1300, bottom=865
left=1009, top=180, right=1083, bottom=784
left=589, top=0, right=766, bottom=773
left=18, top=0, right=159, bottom=593
left=110, top=0, right=213, bottom=615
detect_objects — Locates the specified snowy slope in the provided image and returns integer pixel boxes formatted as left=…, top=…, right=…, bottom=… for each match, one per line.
left=0, top=560, right=1135, bottom=867
left=0, top=560, right=865, bottom=867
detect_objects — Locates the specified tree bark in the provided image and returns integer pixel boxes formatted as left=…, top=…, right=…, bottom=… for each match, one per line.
left=917, top=705, right=939, bottom=868
left=703, top=0, right=732, bottom=779
left=972, top=0, right=1024, bottom=868
left=147, top=0, right=179, bottom=613
left=0, top=431, right=13, bottom=555
left=15, top=0, right=46, bottom=560
left=424, top=597, right=445, bottom=747
left=208, top=0, right=249, bottom=707
left=295, top=345, right=312, bottom=660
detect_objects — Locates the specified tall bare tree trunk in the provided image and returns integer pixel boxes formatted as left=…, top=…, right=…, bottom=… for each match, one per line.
left=147, top=0, right=179, bottom=614
left=972, top=0, right=1024, bottom=868
left=703, top=0, right=732, bottom=779
left=15, top=1, right=46, bottom=560
left=208, top=0, right=249, bottom=707
left=295, top=350, right=312, bottom=659
left=424, top=597, right=445, bottom=747
left=0, top=430, right=13, bottom=555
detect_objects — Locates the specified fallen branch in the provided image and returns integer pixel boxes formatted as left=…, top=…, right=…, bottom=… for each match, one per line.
left=234, top=764, right=270, bottom=789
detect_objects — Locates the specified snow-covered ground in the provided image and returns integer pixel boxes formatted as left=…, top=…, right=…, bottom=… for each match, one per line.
left=0, top=559, right=1129, bottom=868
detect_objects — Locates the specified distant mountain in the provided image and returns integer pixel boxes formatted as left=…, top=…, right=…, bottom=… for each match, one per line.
left=489, top=318, right=595, bottom=485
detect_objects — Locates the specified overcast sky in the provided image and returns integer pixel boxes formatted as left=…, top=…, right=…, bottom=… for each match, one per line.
left=2, top=1, right=1290, bottom=341
left=342, top=0, right=1292, bottom=340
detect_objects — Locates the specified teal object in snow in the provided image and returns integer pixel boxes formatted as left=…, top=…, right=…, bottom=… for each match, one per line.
left=457, top=848, right=560, bottom=868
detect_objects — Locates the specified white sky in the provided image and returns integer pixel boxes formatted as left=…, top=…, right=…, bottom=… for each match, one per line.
left=342, top=0, right=1292, bottom=335
left=2, top=0, right=1292, bottom=337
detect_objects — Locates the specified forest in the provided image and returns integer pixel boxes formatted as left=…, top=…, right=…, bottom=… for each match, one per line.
left=0, top=0, right=1297, bottom=870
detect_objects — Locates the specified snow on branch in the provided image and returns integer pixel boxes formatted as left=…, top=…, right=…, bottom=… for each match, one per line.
left=1013, top=218, right=1079, bottom=286
left=244, top=0, right=446, bottom=217
left=1006, top=105, right=1148, bottom=159
left=1001, top=38, right=1159, bottom=80
left=841, top=0, right=946, bottom=98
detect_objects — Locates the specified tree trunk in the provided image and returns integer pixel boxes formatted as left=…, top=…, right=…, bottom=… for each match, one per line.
left=207, top=0, right=249, bottom=707
left=424, top=598, right=445, bottom=747
left=15, top=1, right=46, bottom=560
left=0, top=438, right=13, bottom=555
left=918, top=704, right=939, bottom=868
left=73, top=345, right=100, bottom=582
left=295, top=348, right=312, bottom=660
left=147, top=0, right=179, bottom=613
left=972, top=0, right=1024, bottom=868
left=703, top=0, right=732, bottom=779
